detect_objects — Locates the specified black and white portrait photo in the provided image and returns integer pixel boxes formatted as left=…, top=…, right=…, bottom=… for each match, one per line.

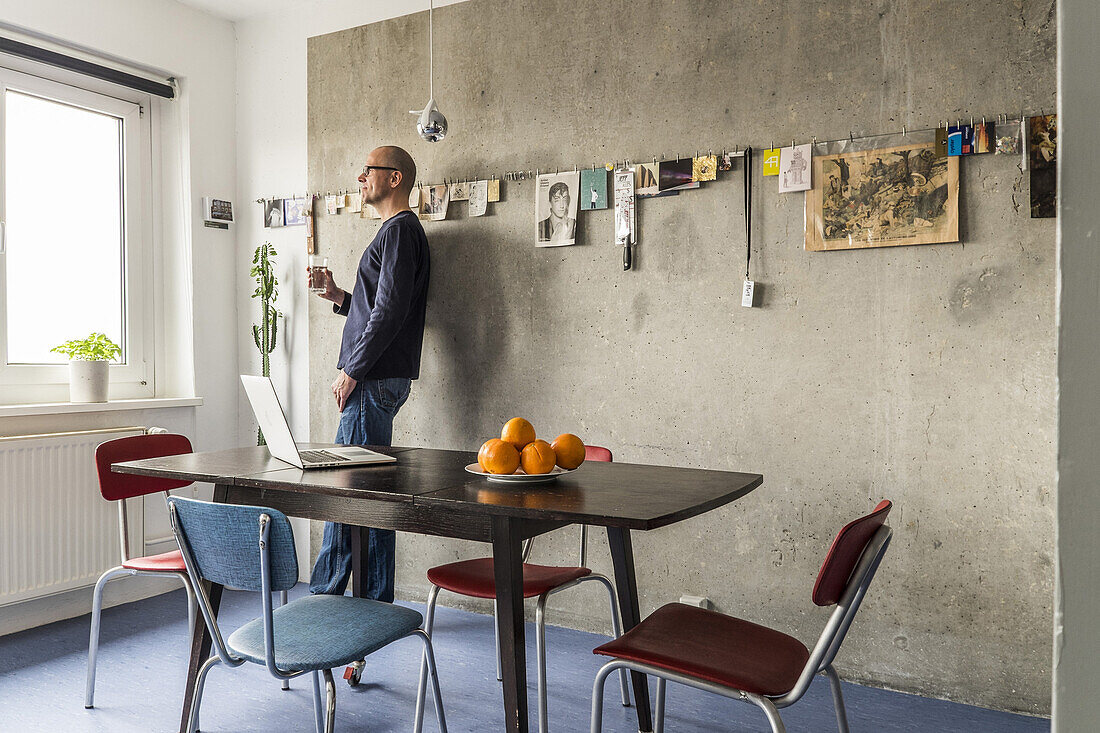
left=534, top=171, right=579, bottom=247
left=264, top=199, right=284, bottom=228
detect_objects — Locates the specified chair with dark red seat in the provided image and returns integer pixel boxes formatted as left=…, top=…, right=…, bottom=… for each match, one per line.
left=413, top=445, right=630, bottom=733
left=590, top=500, right=893, bottom=733
left=85, top=432, right=198, bottom=709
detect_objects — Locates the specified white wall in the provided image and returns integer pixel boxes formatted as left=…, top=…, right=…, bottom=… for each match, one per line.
left=0, top=0, right=238, bottom=629
left=1053, top=1, right=1100, bottom=729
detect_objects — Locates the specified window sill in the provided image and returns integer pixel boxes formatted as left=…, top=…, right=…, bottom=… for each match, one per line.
left=0, top=397, right=203, bottom=418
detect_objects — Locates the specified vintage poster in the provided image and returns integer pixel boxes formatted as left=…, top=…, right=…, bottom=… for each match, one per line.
left=469, top=180, right=488, bottom=217
left=805, top=140, right=959, bottom=251
left=1029, top=114, right=1057, bottom=218
left=779, top=144, right=812, bottom=193
left=535, top=171, right=579, bottom=246
left=420, top=184, right=450, bottom=221
left=692, top=154, right=717, bottom=182
left=580, top=168, right=608, bottom=210
left=613, top=166, right=636, bottom=246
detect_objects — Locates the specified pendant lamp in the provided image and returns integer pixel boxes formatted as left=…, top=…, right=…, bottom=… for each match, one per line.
left=410, top=0, right=447, bottom=142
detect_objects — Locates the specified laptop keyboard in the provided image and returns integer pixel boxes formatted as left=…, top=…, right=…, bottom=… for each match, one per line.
left=300, top=450, right=348, bottom=463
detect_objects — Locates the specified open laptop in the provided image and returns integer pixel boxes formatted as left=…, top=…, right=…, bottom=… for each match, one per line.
left=241, top=375, right=397, bottom=469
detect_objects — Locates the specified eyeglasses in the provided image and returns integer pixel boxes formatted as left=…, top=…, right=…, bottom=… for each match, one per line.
left=360, top=165, right=400, bottom=177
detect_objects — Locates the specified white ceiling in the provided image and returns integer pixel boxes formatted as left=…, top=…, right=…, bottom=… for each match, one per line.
left=175, top=0, right=304, bottom=22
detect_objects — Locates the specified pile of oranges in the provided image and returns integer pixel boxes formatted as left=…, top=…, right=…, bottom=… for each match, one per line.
left=477, top=418, right=586, bottom=475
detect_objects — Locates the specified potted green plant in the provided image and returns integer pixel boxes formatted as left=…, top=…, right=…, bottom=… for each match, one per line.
left=50, top=332, right=122, bottom=403
left=250, top=242, right=279, bottom=444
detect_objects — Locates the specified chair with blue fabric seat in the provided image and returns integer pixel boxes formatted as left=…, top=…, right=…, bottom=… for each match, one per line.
left=167, top=496, right=447, bottom=733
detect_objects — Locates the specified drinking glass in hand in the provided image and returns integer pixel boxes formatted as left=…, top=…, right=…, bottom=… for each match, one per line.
left=308, top=255, right=329, bottom=293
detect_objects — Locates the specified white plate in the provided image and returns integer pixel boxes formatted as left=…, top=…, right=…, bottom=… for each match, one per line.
left=464, top=463, right=577, bottom=484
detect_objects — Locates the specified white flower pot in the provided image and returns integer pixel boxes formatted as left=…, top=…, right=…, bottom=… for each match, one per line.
left=69, top=360, right=109, bottom=403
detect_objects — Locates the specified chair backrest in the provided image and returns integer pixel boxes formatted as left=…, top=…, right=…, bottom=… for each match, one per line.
left=167, top=496, right=298, bottom=593
left=95, top=433, right=194, bottom=501
left=585, top=445, right=613, bottom=463
left=812, top=500, right=892, bottom=606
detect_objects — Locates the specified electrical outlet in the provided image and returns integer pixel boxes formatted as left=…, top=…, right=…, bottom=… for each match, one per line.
left=679, top=594, right=711, bottom=609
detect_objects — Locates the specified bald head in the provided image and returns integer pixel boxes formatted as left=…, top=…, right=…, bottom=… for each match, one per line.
left=372, top=146, right=416, bottom=192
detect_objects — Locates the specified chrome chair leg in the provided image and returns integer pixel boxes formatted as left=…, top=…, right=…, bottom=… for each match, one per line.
left=493, top=598, right=502, bottom=682
left=312, top=670, right=324, bottom=733
left=414, top=585, right=441, bottom=733
left=744, top=692, right=786, bottom=733
left=84, top=566, right=130, bottom=709
left=536, top=594, right=549, bottom=733
left=413, top=629, right=448, bottom=733
left=279, top=590, right=290, bottom=691
left=323, top=668, right=337, bottom=733
left=186, top=655, right=221, bottom=733
left=589, top=660, right=619, bottom=733
left=824, top=664, right=850, bottom=733
left=584, top=574, right=631, bottom=707
left=654, top=677, right=666, bottom=733
left=184, top=576, right=198, bottom=649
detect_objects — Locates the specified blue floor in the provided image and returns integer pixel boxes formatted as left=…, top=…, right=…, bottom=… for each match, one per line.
left=0, top=584, right=1048, bottom=732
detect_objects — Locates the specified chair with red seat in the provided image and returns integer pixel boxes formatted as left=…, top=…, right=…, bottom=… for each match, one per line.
left=589, top=500, right=893, bottom=733
left=85, top=433, right=199, bottom=709
left=413, top=445, right=630, bottom=733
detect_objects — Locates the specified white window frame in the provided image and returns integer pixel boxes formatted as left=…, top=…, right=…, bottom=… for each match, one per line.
left=0, top=64, right=155, bottom=403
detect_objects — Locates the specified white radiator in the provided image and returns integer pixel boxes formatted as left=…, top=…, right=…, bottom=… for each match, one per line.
left=0, top=427, right=146, bottom=607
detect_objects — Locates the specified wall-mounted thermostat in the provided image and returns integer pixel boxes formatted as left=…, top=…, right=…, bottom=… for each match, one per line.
left=202, top=197, right=233, bottom=229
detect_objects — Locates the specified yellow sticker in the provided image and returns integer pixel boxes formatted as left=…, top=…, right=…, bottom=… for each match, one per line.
left=762, top=148, right=781, bottom=176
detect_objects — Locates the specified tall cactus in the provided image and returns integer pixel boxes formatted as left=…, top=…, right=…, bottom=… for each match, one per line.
left=250, top=242, right=279, bottom=445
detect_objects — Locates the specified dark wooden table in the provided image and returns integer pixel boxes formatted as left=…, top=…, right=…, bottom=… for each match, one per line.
left=114, top=445, right=762, bottom=733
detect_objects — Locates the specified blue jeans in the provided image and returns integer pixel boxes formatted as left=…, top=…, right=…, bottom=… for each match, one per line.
left=309, top=377, right=412, bottom=599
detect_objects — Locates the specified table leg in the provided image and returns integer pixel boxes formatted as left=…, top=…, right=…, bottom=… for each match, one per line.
left=178, top=484, right=227, bottom=733
left=491, top=516, right=528, bottom=733
left=607, top=527, right=653, bottom=733
left=350, top=525, right=370, bottom=598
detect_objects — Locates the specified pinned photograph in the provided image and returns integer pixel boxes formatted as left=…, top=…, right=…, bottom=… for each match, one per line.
left=487, top=179, right=501, bottom=203
left=718, top=152, right=735, bottom=171
left=409, top=186, right=421, bottom=209
left=1029, top=114, right=1057, bottom=218
left=935, top=128, right=949, bottom=158
left=761, top=148, right=781, bottom=176
left=947, top=125, right=974, bottom=156
left=580, top=168, right=608, bottom=210
left=658, top=159, right=695, bottom=191
left=283, top=197, right=307, bottom=226
left=264, top=199, right=284, bottom=228
left=535, top=171, right=579, bottom=246
left=779, top=144, right=812, bottom=193
left=973, top=121, right=995, bottom=154
left=635, top=163, right=670, bottom=198
left=344, top=192, right=362, bottom=213
left=805, top=140, right=959, bottom=251
left=469, top=180, right=488, bottom=217
left=325, top=195, right=339, bottom=215
left=450, top=181, right=470, bottom=201
left=693, top=154, right=717, bottom=182
left=421, top=184, right=450, bottom=221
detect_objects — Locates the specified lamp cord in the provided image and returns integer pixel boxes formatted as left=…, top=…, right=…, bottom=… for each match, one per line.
left=429, top=0, right=434, bottom=100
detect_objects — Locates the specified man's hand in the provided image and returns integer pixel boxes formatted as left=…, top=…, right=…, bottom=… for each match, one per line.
left=332, top=370, right=357, bottom=411
left=307, top=266, right=345, bottom=307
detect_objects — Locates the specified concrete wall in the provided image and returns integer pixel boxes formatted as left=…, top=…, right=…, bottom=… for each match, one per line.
left=1053, top=1, right=1100, bottom=729
left=307, top=0, right=1056, bottom=713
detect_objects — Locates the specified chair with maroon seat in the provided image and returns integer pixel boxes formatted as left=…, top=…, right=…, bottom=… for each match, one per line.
left=85, top=432, right=201, bottom=709
left=413, top=445, right=631, bottom=733
left=589, top=500, right=893, bottom=733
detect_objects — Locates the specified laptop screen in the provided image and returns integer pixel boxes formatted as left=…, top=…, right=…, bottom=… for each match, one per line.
left=240, top=375, right=303, bottom=468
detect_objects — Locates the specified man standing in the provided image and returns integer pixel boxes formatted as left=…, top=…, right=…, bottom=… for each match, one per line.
left=308, top=145, right=430, bottom=600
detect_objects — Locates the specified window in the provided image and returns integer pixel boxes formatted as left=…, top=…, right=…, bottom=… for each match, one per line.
left=0, top=65, right=153, bottom=402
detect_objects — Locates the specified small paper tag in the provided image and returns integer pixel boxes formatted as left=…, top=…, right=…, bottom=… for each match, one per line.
left=741, top=280, right=755, bottom=308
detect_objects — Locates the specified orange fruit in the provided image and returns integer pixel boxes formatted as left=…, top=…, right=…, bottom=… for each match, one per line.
left=521, top=439, right=557, bottom=475
left=478, top=438, right=520, bottom=475
left=551, top=433, right=586, bottom=469
left=501, top=417, right=537, bottom=450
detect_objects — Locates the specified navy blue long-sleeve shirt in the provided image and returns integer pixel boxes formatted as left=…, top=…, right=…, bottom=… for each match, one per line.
left=335, top=210, right=430, bottom=381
